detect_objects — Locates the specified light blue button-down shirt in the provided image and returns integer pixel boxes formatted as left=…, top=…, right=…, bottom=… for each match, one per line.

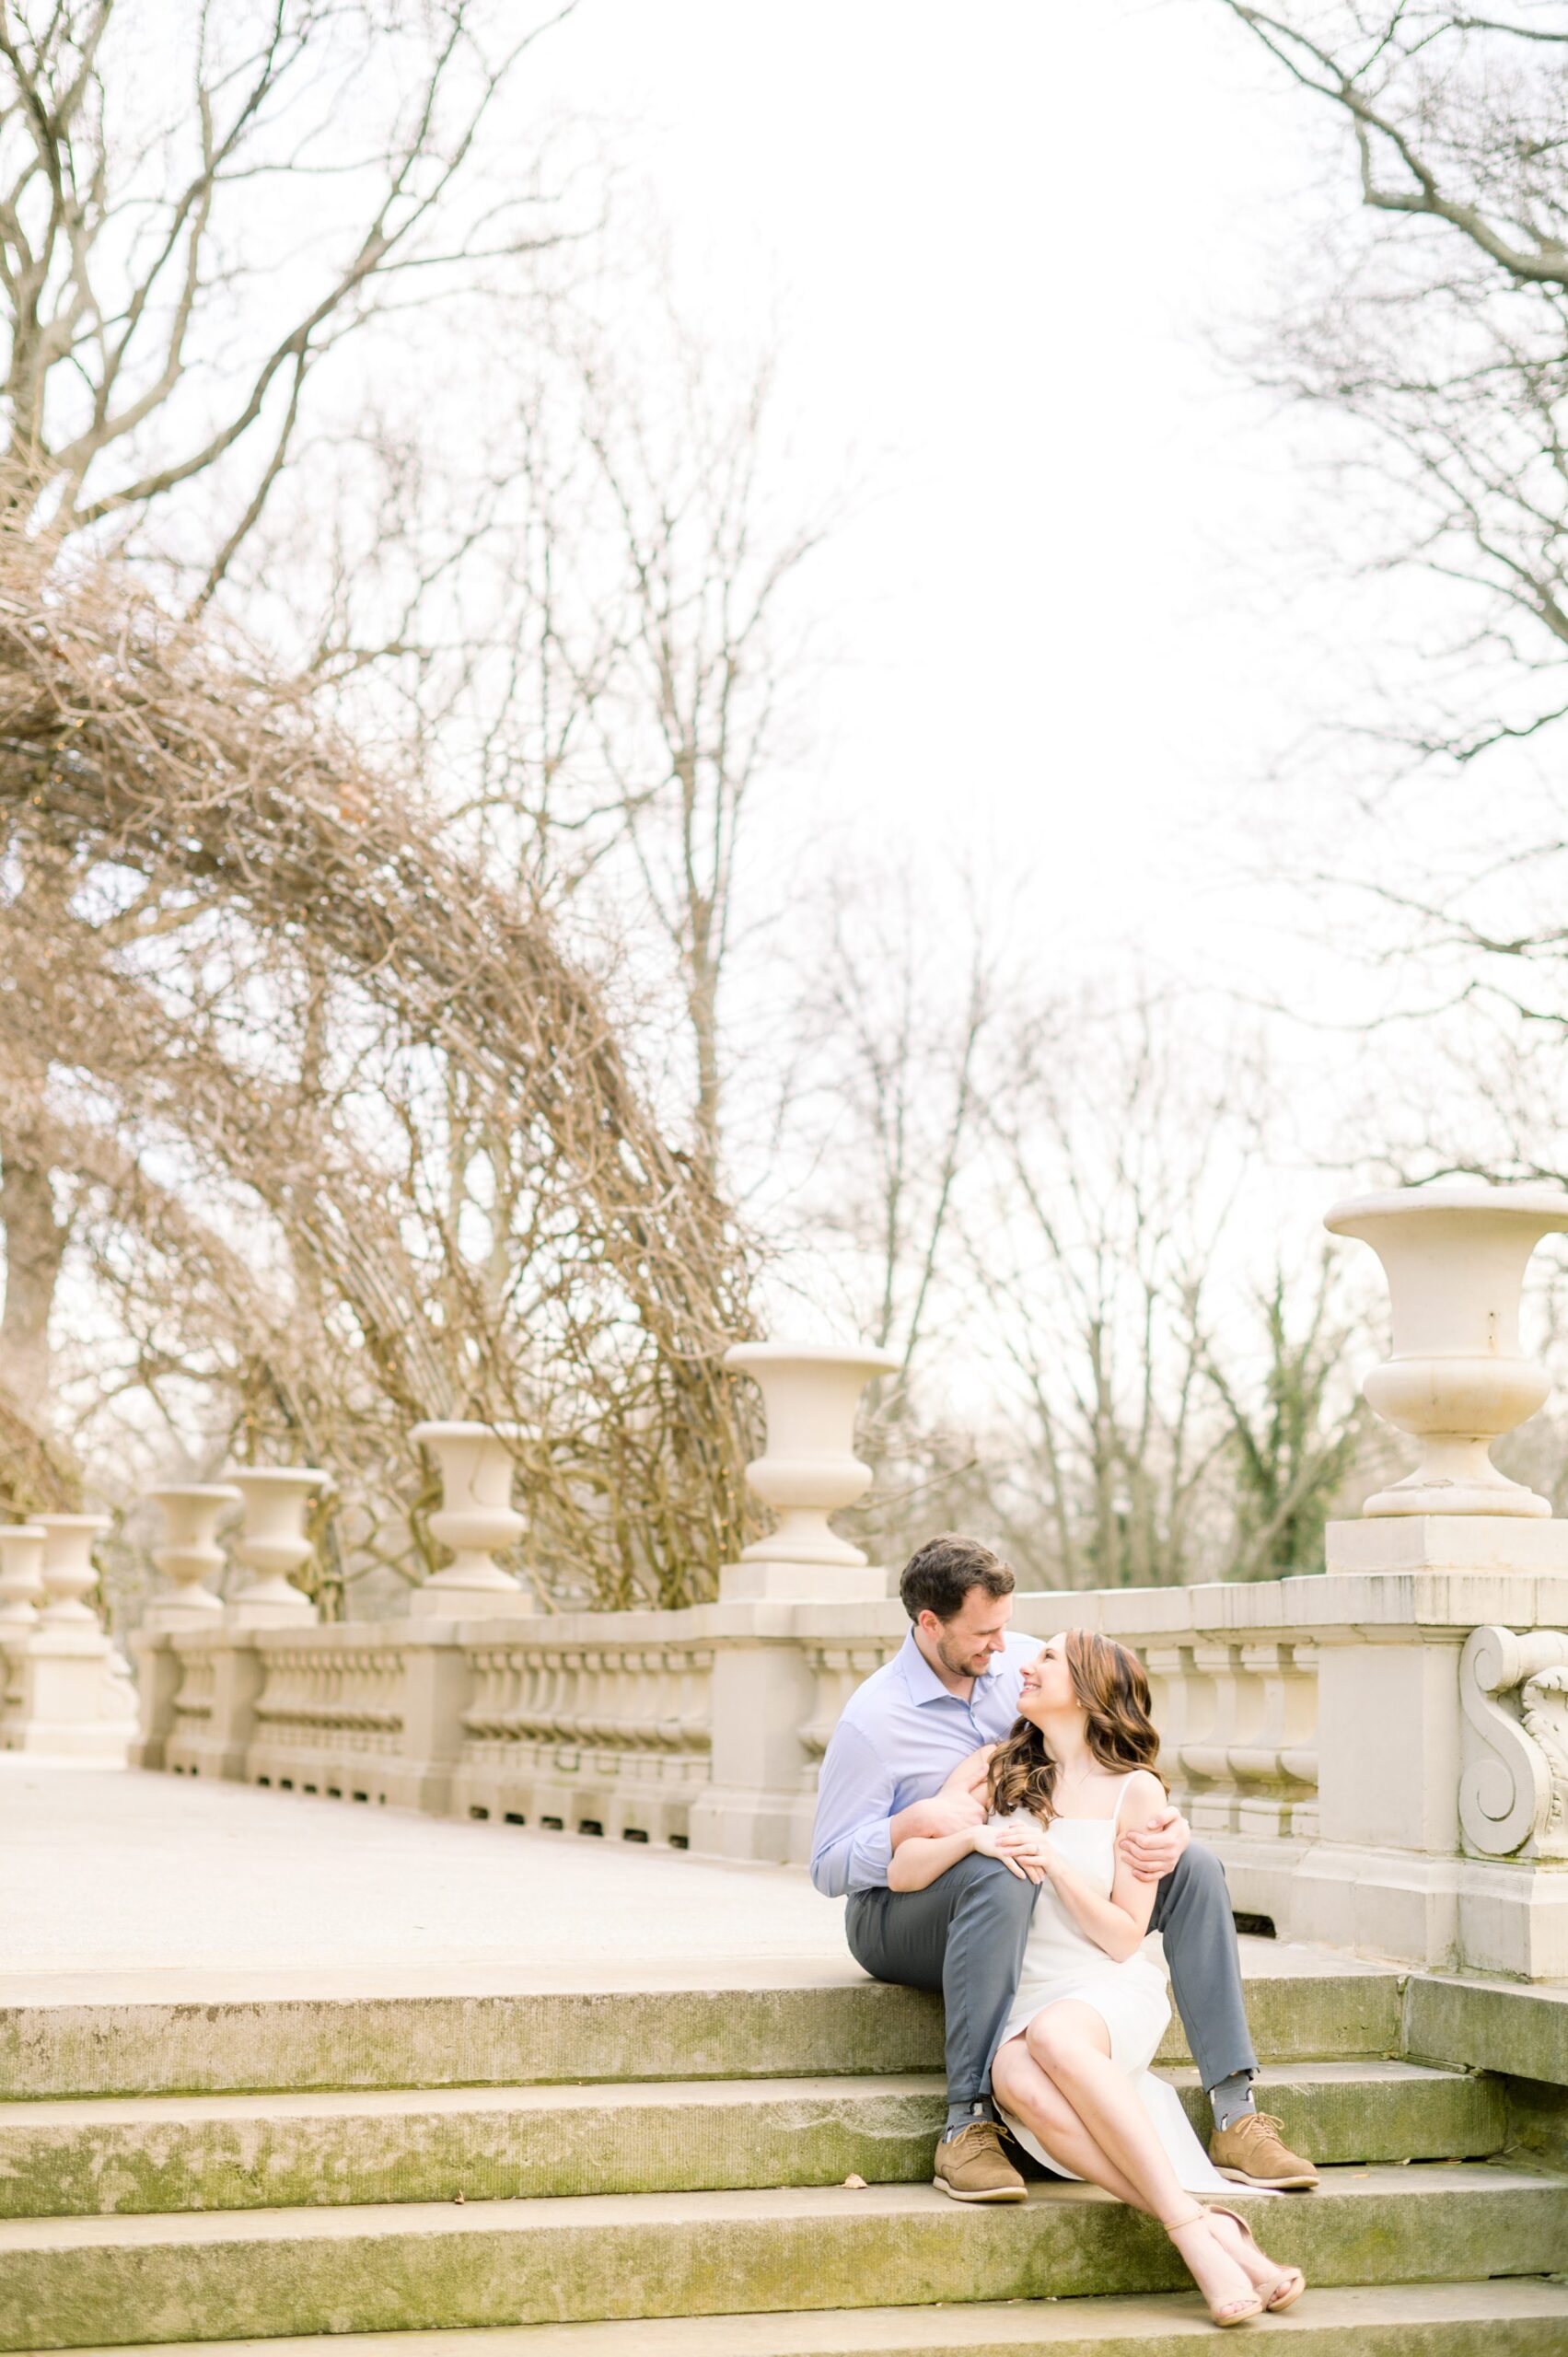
left=809, top=1628, right=1042, bottom=1897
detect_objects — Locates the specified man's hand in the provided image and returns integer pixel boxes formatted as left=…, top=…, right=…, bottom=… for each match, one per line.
left=1117, top=1804, right=1190, bottom=1886
left=889, top=1746, right=996, bottom=1848
left=925, top=1744, right=996, bottom=1834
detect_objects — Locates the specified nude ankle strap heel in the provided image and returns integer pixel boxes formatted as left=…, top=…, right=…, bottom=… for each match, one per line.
left=1164, top=2211, right=1265, bottom=2328
left=1207, top=2202, right=1307, bottom=2314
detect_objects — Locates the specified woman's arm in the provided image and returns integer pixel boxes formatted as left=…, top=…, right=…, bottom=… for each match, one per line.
left=888, top=1824, right=980, bottom=1892
left=889, top=1816, right=1045, bottom=1893
left=1033, top=1774, right=1166, bottom=1960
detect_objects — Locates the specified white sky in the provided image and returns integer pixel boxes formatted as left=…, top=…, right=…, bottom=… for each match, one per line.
left=508, top=0, right=1412, bottom=1348
left=530, top=0, right=1324, bottom=985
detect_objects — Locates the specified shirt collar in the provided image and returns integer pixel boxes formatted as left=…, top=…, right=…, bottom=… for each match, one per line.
left=898, top=1626, right=1006, bottom=1706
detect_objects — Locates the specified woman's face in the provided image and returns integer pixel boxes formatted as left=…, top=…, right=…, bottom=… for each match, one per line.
left=1016, top=1632, right=1080, bottom=1726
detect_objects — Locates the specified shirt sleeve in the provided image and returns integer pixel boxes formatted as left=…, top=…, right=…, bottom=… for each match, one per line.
left=809, top=1715, right=898, bottom=1897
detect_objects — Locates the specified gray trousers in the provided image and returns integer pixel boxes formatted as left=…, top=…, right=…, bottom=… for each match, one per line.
left=844, top=1840, right=1257, bottom=2110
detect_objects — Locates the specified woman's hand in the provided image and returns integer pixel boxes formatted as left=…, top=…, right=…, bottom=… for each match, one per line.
left=972, top=1817, right=1051, bottom=1886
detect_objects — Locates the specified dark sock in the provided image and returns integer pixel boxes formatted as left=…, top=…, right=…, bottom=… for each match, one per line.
left=943, top=2097, right=996, bottom=2138
left=1210, top=2072, right=1258, bottom=2134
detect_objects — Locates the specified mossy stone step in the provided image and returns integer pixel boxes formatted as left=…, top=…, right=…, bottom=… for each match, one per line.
left=39, top=2278, right=1568, bottom=2355
left=2, top=2165, right=1562, bottom=2351
left=0, top=2061, right=1504, bottom=2218
left=1403, top=1972, right=1568, bottom=2084
left=0, top=1969, right=1405, bottom=2101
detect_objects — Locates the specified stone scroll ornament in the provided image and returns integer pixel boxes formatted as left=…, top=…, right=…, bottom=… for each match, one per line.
left=1459, top=1625, right=1568, bottom=1858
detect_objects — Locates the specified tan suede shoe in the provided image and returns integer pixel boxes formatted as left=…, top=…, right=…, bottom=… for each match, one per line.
left=932, top=2119, right=1027, bottom=2202
left=1209, top=2109, right=1319, bottom=2190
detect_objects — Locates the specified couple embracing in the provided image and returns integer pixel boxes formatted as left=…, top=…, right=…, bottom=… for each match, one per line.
left=811, top=1535, right=1317, bottom=2330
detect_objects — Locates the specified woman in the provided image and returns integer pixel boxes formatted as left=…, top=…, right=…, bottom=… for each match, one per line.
left=888, top=1629, right=1304, bottom=2329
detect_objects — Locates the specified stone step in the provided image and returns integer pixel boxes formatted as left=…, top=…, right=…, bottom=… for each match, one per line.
left=0, top=2061, right=1504, bottom=2218
left=2, top=2164, right=1562, bottom=2351
left=0, top=1969, right=1405, bottom=2100
left=35, top=2279, right=1568, bottom=2356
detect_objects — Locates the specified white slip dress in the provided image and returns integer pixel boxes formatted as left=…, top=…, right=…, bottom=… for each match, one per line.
left=992, top=1778, right=1229, bottom=2195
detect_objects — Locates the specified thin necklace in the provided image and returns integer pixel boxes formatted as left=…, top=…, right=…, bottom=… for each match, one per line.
left=1053, top=1760, right=1106, bottom=1810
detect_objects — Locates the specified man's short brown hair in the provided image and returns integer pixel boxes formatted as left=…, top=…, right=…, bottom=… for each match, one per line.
left=899, top=1533, right=1015, bottom=1624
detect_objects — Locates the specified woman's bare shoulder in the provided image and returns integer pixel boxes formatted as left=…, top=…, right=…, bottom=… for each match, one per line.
left=1118, top=1769, right=1167, bottom=1818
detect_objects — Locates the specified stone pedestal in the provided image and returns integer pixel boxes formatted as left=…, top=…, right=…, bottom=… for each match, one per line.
left=1327, top=1515, right=1568, bottom=1579
left=8, top=1627, right=135, bottom=1760
left=391, top=1627, right=475, bottom=1814
left=687, top=1603, right=820, bottom=1864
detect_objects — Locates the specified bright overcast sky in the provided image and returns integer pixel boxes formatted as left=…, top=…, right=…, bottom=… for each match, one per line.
left=530, top=0, right=1323, bottom=989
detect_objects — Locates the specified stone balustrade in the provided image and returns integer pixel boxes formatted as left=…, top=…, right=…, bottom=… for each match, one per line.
left=453, top=1626, right=714, bottom=1841
left=35, top=1175, right=1568, bottom=1985
left=128, top=1543, right=1567, bottom=1980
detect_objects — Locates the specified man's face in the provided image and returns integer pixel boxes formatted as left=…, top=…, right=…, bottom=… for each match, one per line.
left=921, top=1585, right=1014, bottom=1679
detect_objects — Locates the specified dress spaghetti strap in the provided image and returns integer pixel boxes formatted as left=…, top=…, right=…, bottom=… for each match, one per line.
left=1109, top=1771, right=1144, bottom=1832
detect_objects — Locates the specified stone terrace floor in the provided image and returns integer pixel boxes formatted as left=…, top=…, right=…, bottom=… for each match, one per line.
left=0, top=1756, right=1388, bottom=2005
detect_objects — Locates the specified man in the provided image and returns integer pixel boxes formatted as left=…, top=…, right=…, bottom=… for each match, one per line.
left=810, top=1532, right=1318, bottom=2203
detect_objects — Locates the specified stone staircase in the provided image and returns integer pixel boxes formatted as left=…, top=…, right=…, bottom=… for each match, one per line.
left=2, top=1962, right=1566, bottom=2354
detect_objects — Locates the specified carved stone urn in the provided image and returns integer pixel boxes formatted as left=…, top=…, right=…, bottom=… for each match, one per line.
left=723, top=1341, right=900, bottom=1590
left=0, top=1525, right=46, bottom=1634
left=409, top=1422, right=533, bottom=1617
left=34, top=1513, right=113, bottom=1626
left=145, top=1484, right=242, bottom=1628
left=1326, top=1179, right=1568, bottom=1517
left=224, top=1469, right=328, bottom=1627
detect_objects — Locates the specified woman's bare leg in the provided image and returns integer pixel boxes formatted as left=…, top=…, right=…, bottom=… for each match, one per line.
left=991, top=2034, right=1147, bottom=2208
left=1024, top=2002, right=1256, bottom=2316
left=1024, top=2003, right=1191, bottom=2222
left=1205, top=2204, right=1303, bottom=2301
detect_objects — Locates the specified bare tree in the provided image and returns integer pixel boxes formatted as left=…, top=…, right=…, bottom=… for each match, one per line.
left=403, top=310, right=836, bottom=1182
left=1214, top=4, right=1568, bottom=1307
left=269, top=279, right=840, bottom=1202
left=800, top=871, right=993, bottom=1365
left=0, top=513, right=761, bottom=1606
left=0, top=1, right=584, bottom=1457
left=961, top=999, right=1254, bottom=1588
left=1, top=0, right=576, bottom=578
left=877, top=993, right=1366, bottom=1592
left=1220, top=4, right=1568, bottom=769
left=737, top=868, right=996, bottom=1566
left=1203, top=1252, right=1373, bottom=1578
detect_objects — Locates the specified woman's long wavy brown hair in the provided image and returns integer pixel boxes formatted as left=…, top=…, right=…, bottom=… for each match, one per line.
left=986, top=1629, right=1166, bottom=1823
